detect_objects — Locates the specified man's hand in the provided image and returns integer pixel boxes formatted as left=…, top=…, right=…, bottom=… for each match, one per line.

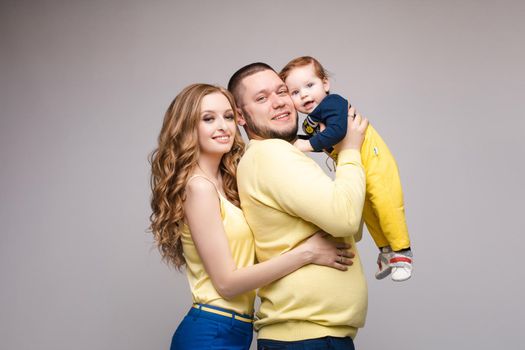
left=333, top=106, right=368, bottom=153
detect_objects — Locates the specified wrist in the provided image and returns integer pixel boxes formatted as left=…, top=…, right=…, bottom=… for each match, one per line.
left=295, top=244, right=314, bottom=265
left=294, top=139, right=313, bottom=152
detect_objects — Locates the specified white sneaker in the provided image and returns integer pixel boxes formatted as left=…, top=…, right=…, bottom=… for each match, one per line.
left=375, top=247, right=393, bottom=280
left=390, top=250, right=413, bottom=282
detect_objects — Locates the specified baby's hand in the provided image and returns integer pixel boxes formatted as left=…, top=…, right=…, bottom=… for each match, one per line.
left=293, top=138, right=314, bottom=152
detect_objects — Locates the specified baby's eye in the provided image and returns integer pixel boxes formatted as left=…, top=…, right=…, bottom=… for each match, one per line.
left=307, top=82, right=314, bottom=88
left=291, top=90, right=299, bottom=96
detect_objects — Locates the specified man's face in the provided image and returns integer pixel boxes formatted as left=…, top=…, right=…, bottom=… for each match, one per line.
left=237, top=70, right=298, bottom=142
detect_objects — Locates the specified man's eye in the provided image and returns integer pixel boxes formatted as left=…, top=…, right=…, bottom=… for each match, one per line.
left=256, top=96, right=266, bottom=102
left=278, top=89, right=288, bottom=95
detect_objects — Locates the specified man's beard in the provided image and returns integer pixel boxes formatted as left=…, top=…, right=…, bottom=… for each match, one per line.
left=242, top=110, right=298, bottom=143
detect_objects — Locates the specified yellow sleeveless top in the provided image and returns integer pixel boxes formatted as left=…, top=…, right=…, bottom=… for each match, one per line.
left=180, top=175, right=256, bottom=315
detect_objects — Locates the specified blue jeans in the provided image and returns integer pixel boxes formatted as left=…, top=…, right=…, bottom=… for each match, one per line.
left=170, top=304, right=253, bottom=350
left=258, top=336, right=355, bottom=350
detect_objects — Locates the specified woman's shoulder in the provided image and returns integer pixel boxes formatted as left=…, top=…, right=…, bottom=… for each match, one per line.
left=186, top=175, right=219, bottom=198
left=184, top=174, right=225, bottom=219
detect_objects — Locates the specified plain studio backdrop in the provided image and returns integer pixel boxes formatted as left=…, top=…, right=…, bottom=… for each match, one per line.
left=1, top=1, right=524, bottom=349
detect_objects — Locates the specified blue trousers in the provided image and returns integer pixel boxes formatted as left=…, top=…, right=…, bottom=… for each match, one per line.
left=170, top=304, right=253, bottom=350
left=258, top=336, right=355, bottom=350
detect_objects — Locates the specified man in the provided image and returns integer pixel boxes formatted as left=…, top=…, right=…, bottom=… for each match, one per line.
left=228, top=63, right=369, bottom=349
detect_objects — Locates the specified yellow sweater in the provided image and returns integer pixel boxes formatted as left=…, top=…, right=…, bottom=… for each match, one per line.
left=237, top=139, right=368, bottom=341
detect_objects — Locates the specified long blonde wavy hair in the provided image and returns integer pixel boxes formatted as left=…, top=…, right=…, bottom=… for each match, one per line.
left=149, top=84, right=245, bottom=269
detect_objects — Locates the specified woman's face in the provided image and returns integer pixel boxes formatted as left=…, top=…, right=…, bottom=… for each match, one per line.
left=197, top=92, right=237, bottom=156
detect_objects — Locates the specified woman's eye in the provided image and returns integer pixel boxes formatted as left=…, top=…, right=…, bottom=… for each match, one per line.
left=225, top=114, right=235, bottom=120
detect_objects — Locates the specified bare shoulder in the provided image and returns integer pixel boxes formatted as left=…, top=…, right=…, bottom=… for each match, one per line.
left=186, top=176, right=217, bottom=198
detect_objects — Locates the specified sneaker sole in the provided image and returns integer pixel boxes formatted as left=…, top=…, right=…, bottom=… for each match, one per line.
left=391, top=269, right=412, bottom=282
left=375, top=266, right=392, bottom=280
left=392, top=274, right=412, bottom=282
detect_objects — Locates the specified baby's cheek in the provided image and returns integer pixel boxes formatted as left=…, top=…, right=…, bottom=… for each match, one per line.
left=292, top=100, right=305, bottom=113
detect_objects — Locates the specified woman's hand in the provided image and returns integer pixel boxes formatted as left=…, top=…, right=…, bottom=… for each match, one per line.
left=299, top=231, right=355, bottom=271
left=333, top=105, right=368, bottom=153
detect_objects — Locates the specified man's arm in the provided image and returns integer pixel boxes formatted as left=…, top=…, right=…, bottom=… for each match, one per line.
left=256, top=143, right=364, bottom=237
left=255, top=122, right=366, bottom=237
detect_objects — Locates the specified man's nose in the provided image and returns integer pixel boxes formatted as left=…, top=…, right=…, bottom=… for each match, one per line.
left=271, top=93, right=286, bottom=108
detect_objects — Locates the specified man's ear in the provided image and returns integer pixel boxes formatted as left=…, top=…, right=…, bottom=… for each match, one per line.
left=323, top=78, right=330, bottom=94
left=236, top=108, right=246, bottom=126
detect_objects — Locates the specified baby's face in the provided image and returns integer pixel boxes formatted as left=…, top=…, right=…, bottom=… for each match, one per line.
left=284, top=63, right=330, bottom=114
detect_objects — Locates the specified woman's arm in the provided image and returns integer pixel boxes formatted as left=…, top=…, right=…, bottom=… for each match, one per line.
left=184, top=177, right=354, bottom=300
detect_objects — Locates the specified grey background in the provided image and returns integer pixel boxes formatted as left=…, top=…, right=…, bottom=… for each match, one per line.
left=1, top=0, right=524, bottom=349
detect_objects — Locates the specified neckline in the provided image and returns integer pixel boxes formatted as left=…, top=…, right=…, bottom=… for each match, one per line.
left=218, top=191, right=242, bottom=211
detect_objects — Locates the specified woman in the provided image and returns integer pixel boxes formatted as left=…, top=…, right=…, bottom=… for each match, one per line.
left=149, top=84, right=354, bottom=349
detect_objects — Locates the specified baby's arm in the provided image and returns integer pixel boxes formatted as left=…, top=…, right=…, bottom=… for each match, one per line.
left=307, top=94, right=349, bottom=151
left=294, top=137, right=314, bottom=152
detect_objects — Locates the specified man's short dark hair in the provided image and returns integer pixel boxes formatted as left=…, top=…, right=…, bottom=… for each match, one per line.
left=227, top=62, right=276, bottom=105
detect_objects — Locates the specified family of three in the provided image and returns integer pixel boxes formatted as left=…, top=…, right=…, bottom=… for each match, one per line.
left=149, top=57, right=413, bottom=349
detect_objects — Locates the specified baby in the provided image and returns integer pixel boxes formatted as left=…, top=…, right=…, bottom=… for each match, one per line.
left=280, top=56, right=413, bottom=281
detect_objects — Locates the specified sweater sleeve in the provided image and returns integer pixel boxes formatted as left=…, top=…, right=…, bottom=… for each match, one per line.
left=308, top=94, right=349, bottom=152
left=255, top=141, right=366, bottom=237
